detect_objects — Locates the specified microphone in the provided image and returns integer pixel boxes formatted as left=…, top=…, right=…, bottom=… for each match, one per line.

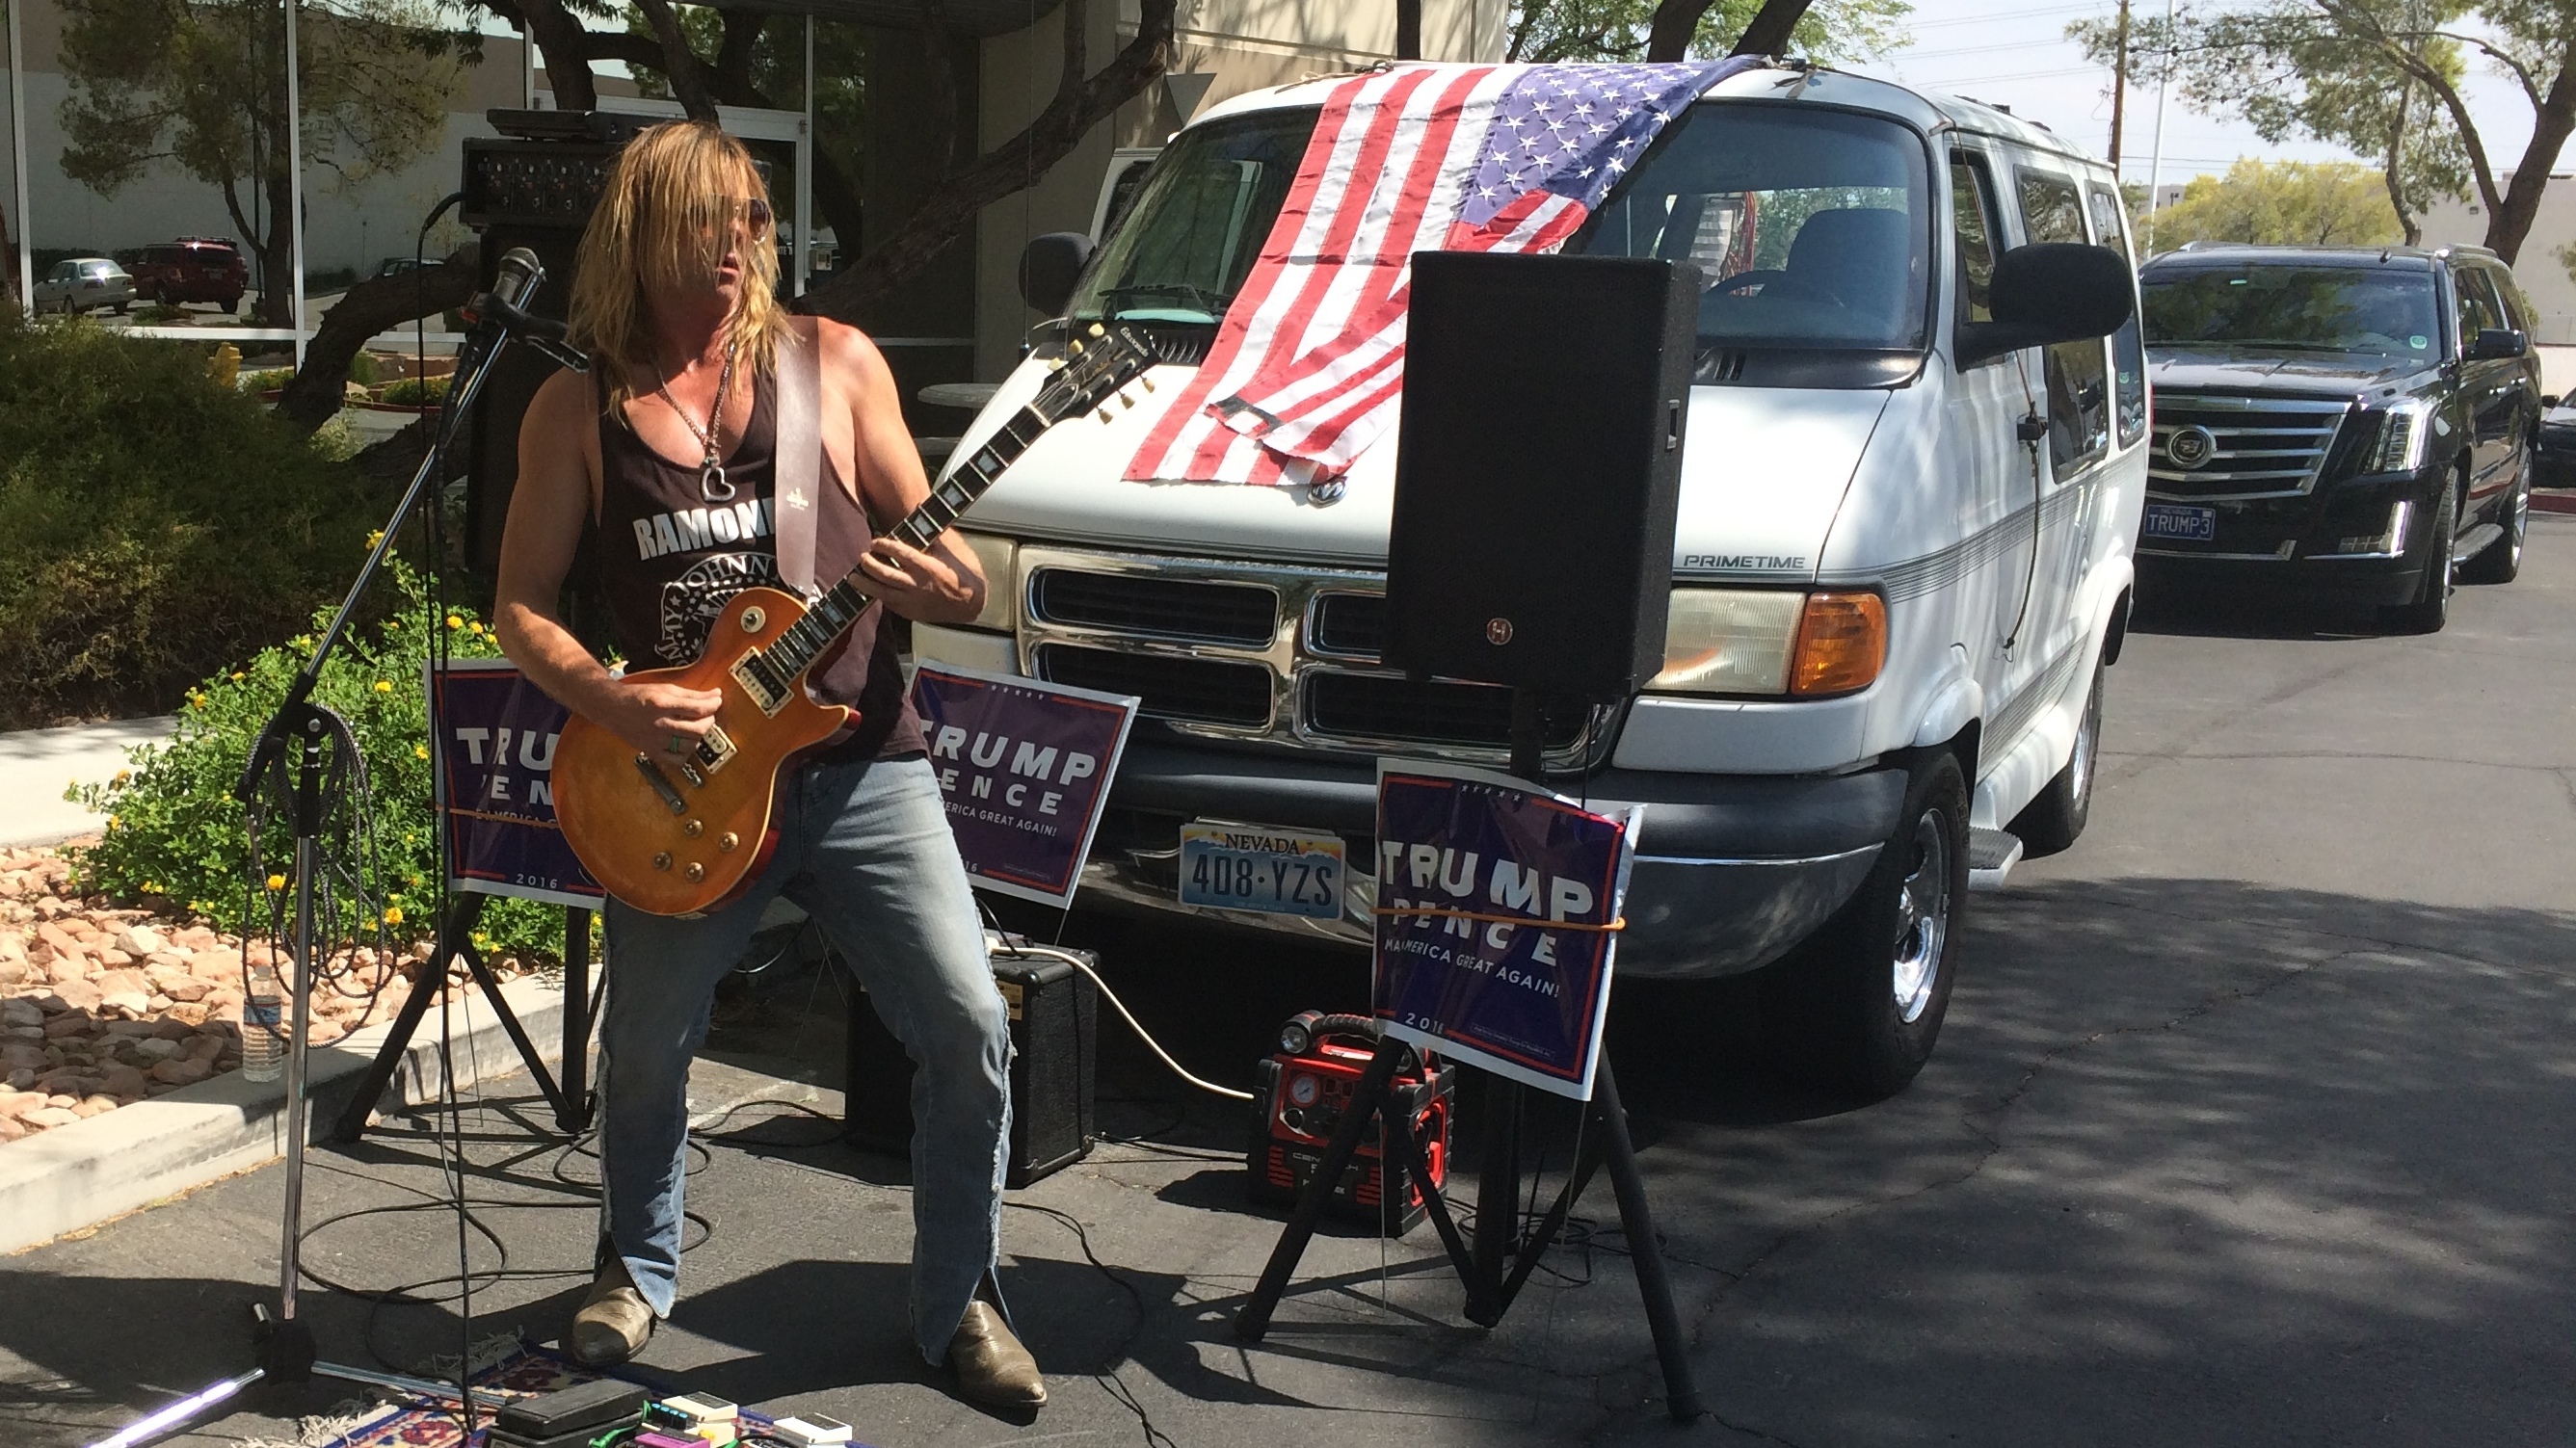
left=489, top=247, right=544, bottom=311
left=455, top=247, right=588, bottom=376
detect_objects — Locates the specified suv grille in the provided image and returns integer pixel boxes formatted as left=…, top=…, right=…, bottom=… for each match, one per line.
left=1304, top=671, right=1586, bottom=750
left=1029, top=568, right=1277, bottom=646
left=1032, top=644, right=1273, bottom=726
left=2149, top=396, right=2350, bottom=499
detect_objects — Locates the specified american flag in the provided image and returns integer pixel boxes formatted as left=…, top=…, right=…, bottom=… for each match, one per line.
left=1125, top=59, right=1753, bottom=487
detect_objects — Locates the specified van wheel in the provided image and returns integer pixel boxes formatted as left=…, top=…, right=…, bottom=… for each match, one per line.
left=2458, top=462, right=2528, bottom=585
left=2381, top=480, right=2457, bottom=634
left=1761, top=752, right=1970, bottom=1100
left=2010, top=656, right=2102, bottom=857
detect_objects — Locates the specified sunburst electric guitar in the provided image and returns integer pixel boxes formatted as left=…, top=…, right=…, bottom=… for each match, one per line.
left=554, top=323, right=1162, bottom=915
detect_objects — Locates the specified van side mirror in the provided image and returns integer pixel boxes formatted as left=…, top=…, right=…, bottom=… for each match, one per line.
left=1955, top=243, right=2135, bottom=369
left=2467, top=327, right=2529, bottom=361
left=1019, top=232, right=1094, bottom=317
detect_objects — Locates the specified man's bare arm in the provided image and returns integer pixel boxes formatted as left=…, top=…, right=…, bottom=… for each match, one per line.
left=494, top=370, right=721, bottom=753
left=821, top=320, right=989, bottom=625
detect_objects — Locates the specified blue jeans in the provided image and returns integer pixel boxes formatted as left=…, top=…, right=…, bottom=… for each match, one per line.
left=598, top=753, right=1012, bottom=1364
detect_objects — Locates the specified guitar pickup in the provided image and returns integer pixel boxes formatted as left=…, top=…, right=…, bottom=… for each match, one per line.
left=631, top=754, right=689, bottom=815
left=730, top=651, right=787, bottom=716
left=696, top=724, right=737, bottom=775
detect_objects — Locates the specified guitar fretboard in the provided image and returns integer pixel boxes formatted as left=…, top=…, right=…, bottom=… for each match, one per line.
left=759, top=402, right=1055, bottom=684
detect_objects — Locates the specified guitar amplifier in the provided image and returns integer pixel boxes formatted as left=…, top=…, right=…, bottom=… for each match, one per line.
left=841, top=938, right=1098, bottom=1187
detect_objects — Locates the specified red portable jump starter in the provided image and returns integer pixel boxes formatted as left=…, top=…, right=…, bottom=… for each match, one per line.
left=1247, top=1012, right=1454, bottom=1234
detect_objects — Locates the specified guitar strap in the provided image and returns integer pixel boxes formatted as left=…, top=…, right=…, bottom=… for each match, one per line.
left=774, top=315, right=823, bottom=599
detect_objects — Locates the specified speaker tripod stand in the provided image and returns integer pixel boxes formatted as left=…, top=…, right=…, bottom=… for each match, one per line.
left=1234, top=694, right=1703, bottom=1423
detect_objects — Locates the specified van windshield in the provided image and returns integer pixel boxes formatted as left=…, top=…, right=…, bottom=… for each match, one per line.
left=1574, top=104, right=1932, bottom=352
left=1071, top=97, right=1933, bottom=356
left=2140, top=265, right=2442, bottom=360
left=1069, top=110, right=1314, bottom=325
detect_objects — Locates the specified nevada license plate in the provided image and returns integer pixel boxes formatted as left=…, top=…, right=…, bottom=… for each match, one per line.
left=2142, top=503, right=2217, bottom=541
left=1179, top=821, right=1345, bottom=920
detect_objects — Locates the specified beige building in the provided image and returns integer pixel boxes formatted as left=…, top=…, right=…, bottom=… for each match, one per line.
left=3, top=0, right=1502, bottom=387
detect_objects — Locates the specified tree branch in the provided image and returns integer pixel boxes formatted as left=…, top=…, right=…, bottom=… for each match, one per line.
left=1730, top=0, right=1816, bottom=58
left=630, top=0, right=716, bottom=120
left=276, top=248, right=478, bottom=432
left=1647, top=0, right=1713, bottom=61
left=802, top=0, right=1177, bottom=322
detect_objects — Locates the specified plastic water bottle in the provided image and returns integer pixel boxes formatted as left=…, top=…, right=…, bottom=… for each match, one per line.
left=241, top=961, right=284, bottom=1083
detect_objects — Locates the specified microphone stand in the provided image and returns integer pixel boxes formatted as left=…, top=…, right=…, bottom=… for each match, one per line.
left=86, top=279, right=586, bottom=1448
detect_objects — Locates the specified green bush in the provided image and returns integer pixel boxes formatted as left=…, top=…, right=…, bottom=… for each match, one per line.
left=240, top=367, right=294, bottom=394
left=0, top=311, right=383, bottom=725
left=67, top=558, right=571, bottom=964
left=381, top=374, right=451, bottom=407
left=348, top=351, right=382, bottom=387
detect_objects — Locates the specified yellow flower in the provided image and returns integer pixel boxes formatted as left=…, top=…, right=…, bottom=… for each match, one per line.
left=229, top=671, right=245, bottom=681
left=266, top=873, right=286, bottom=891
left=374, top=680, right=393, bottom=693
left=413, top=744, right=429, bottom=760
left=385, top=618, right=401, bottom=630
left=113, top=770, right=129, bottom=786
left=143, top=882, right=158, bottom=894
left=104, top=815, right=119, bottom=829
left=366, top=529, right=385, bottom=549
left=408, top=874, right=423, bottom=888
left=445, top=615, right=463, bottom=630
left=466, top=621, right=486, bottom=636
left=383, top=906, right=405, bottom=926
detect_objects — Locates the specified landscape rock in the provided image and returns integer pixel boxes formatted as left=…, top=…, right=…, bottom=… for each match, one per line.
left=0, top=999, right=40, bottom=1029
left=0, top=1092, right=40, bottom=1119
left=0, top=1117, right=22, bottom=1141
left=114, top=925, right=166, bottom=957
left=98, top=1065, right=147, bottom=1097
left=134, top=1037, right=182, bottom=1060
left=5, top=1067, right=34, bottom=1091
left=148, top=1058, right=212, bottom=1086
left=0, top=961, right=29, bottom=987
left=72, top=1095, right=116, bottom=1118
left=43, top=980, right=102, bottom=1014
left=43, top=1013, right=97, bottom=1040
left=45, top=954, right=90, bottom=986
left=24, top=1106, right=80, bottom=1129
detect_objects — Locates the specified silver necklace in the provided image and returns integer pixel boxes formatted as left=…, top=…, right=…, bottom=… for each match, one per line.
left=654, top=339, right=739, bottom=503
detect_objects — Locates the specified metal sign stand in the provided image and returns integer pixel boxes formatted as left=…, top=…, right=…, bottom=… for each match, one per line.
left=1234, top=693, right=1703, bottom=1423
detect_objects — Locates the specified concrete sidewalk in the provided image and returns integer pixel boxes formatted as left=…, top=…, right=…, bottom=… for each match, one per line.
left=0, top=718, right=175, bottom=849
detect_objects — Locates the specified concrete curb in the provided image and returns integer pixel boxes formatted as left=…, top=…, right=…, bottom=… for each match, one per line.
left=0, top=976, right=577, bottom=1253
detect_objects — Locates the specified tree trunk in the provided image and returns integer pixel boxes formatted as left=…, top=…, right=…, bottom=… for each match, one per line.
left=485, top=0, right=600, bottom=110
left=1647, top=0, right=1713, bottom=61
left=1728, top=0, right=1816, bottom=58
left=256, top=164, right=297, bottom=329
left=632, top=0, right=718, bottom=121
left=2385, top=80, right=2420, bottom=248
left=2483, top=53, right=2576, bottom=264
left=801, top=0, right=1177, bottom=323
left=275, top=250, right=479, bottom=432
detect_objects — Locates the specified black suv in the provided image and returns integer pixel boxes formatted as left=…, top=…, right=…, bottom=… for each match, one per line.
left=2135, top=244, right=2539, bottom=631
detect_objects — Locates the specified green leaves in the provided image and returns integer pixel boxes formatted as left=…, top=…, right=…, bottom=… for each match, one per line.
left=66, top=558, right=569, bottom=964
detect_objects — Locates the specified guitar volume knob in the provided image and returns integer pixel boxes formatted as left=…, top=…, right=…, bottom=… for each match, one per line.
left=683, top=819, right=704, bottom=837
left=718, top=832, right=738, bottom=853
left=652, top=852, right=673, bottom=872
left=684, top=862, right=705, bottom=882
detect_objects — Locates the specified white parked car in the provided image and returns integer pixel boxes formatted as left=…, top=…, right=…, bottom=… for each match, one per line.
left=34, top=257, right=134, bottom=315
left=924, top=63, right=2148, bottom=1096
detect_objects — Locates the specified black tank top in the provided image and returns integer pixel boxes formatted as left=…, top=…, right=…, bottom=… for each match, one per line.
left=594, top=365, right=925, bottom=761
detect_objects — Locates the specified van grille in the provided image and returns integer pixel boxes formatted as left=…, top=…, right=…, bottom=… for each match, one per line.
left=1302, top=671, right=1586, bottom=750
left=2148, top=395, right=2350, bottom=500
left=1029, top=569, right=1277, bottom=646
left=1308, top=592, right=1387, bottom=658
left=1032, top=644, right=1273, bottom=727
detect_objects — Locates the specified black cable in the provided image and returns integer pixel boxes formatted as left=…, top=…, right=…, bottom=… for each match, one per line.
left=1005, top=1201, right=1176, bottom=1448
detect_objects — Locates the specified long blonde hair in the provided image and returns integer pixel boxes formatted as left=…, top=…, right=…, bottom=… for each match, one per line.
left=568, top=120, right=787, bottom=413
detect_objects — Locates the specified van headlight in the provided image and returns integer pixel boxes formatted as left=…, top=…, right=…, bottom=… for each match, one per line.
left=1648, top=589, right=1886, bottom=698
left=953, top=529, right=1017, bottom=634
left=2366, top=399, right=2433, bottom=474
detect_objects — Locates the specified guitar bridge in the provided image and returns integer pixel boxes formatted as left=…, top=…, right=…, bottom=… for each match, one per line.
left=730, top=650, right=789, bottom=716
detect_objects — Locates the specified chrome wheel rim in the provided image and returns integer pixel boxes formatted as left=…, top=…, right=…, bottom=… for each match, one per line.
left=2070, top=673, right=2101, bottom=811
left=1890, top=812, right=1952, bottom=1024
left=2512, top=474, right=2530, bottom=563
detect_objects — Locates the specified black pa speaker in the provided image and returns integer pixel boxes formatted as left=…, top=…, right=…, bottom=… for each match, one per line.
left=1384, top=252, right=1698, bottom=701
left=458, top=128, right=636, bottom=576
left=841, top=942, right=1098, bottom=1188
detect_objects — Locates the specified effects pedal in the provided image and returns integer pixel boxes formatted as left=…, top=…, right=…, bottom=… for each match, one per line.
left=1247, top=1012, right=1454, bottom=1234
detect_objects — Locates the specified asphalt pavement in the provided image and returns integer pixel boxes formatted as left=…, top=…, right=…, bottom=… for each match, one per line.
left=5, top=519, right=2573, bottom=1447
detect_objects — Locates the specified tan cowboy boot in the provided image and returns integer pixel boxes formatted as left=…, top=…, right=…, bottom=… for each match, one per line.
left=946, top=1301, right=1047, bottom=1409
left=570, top=1257, right=654, bottom=1366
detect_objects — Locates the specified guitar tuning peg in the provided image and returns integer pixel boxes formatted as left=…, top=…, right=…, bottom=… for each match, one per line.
left=1087, top=322, right=1106, bottom=338
left=1097, top=408, right=1114, bottom=424
left=1047, top=358, right=1067, bottom=372
left=1139, top=375, right=1156, bottom=393
left=1119, top=391, right=1136, bottom=409
left=1068, top=339, right=1086, bottom=355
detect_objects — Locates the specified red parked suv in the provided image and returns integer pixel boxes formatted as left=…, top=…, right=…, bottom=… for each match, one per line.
left=130, top=237, right=248, bottom=310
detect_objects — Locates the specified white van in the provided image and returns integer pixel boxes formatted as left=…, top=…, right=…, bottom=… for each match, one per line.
left=918, top=63, right=2147, bottom=1095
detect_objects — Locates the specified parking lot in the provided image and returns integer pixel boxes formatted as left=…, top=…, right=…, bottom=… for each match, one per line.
left=7, top=520, right=2575, bottom=1448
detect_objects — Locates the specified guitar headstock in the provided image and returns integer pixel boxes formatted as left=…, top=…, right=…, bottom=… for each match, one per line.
left=1033, top=321, right=1167, bottom=427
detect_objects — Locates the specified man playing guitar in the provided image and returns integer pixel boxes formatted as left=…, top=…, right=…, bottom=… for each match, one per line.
left=493, top=119, right=1044, bottom=1410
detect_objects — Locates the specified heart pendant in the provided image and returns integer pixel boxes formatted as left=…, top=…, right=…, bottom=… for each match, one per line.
left=700, top=462, right=736, bottom=504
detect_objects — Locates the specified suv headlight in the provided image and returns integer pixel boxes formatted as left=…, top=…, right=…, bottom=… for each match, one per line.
left=1648, top=589, right=1886, bottom=698
left=2365, top=399, right=2432, bottom=474
left=952, top=529, right=1017, bottom=634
